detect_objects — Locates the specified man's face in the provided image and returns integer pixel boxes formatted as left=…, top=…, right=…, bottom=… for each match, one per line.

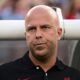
left=25, top=10, right=62, bottom=60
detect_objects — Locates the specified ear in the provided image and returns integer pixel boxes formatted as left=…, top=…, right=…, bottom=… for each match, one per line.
left=24, top=31, right=28, bottom=40
left=57, top=27, right=63, bottom=40
left=24, top=31, right=30, bottom=40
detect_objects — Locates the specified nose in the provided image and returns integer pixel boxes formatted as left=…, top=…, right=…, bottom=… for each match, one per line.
left=35, top=28, right=43, bottom=39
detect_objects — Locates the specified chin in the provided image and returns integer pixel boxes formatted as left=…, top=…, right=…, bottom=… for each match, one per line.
left=34, top=50, right=48, bottom=57
left=34, top=51, right=49, bottom=62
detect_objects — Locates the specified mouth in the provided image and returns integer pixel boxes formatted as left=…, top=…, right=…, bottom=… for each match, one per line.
left=34, top=43, right=47, bottom=50
left=34, top=43, right=46, bottom=46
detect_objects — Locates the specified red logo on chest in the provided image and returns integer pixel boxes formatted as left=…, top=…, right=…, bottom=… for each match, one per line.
left=64, top=77, right=70, bottom=80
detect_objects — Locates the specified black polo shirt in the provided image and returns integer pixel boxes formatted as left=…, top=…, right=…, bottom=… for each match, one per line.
left=0, top=52, right=80, bottom=80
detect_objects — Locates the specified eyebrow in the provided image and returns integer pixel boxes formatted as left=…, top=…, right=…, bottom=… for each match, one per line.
left=26, top=25, right=36, bottom=30
left=40, top=24, right=52, bottom=27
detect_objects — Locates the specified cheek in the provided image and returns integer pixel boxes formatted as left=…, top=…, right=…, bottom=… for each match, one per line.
left=44, top=32, right=57, bottom=50
left=44, top=31, right=58, bottom=48
left=45, top=31, right=57, bottom=41
left=25, top=33, right=34, bottom=45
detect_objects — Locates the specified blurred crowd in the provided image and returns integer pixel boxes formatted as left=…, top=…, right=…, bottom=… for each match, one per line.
left=0, top=0, right=80, bottom=70
left=0, top=0, right=74, bottom=19
left=0, top=0, right=80, bottom=19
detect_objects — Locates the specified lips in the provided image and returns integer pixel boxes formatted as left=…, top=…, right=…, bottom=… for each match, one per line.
left=33, top=40, right=47, bottom=47
left=34, top=43, right=46, bottom=46
left=34, top=43, right=46, bottom=50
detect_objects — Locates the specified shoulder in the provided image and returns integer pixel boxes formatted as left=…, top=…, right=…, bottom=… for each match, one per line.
left=65, top=65, right=80, bottom=74
left=0, top=57, right=23, bottom=72
left=62, top=62, right=80, bottom=78
left=0, top=52, right=30, bottom=72
left=0, top=52, right=31, bottom=71
left=57, top=60, right=80, bottom=79
left=0, top=58, right=23, bottom=79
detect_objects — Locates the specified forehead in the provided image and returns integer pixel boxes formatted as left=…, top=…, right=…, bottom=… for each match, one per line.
left=25, top=6, right=58, bottom=26
left=26, top=6, right=57, bottom=19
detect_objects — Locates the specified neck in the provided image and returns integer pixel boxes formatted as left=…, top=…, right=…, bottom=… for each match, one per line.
left=29, top=52, right=57, bottom=72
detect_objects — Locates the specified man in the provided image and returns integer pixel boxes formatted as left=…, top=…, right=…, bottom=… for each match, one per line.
left=0, top=5, right=80, bottom=80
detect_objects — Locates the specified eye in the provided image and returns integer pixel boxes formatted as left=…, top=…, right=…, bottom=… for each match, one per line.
left=41, top=25, right=51, bottom=30
left=27, top=26, right=36, bottom=32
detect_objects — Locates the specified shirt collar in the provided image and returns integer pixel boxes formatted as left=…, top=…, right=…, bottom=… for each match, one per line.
left=22, top=51, right=35, bottom=69
left=52, top=59, right=65, bottom=71
left=22, top=51, right=65, bottom=70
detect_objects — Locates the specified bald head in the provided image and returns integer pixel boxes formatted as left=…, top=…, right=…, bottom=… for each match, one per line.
left=25, top=5, right=59, bottom=26
left=26, top=5, right=57, bottom=17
